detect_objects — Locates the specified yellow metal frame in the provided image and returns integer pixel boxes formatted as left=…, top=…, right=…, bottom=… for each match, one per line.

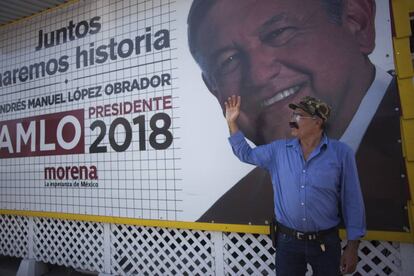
left=0, top=0, right=413, bottom=243
left=392, top=0, right=414, bottom=243
left=1, top=209, right=413, bottom=243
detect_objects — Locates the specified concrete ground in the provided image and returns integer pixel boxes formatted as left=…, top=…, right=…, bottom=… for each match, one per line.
left=0, top=255, right=98, bottom=276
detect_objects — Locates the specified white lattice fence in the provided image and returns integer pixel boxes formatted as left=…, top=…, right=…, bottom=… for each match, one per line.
left=0, top=215, right=29, bottom=258
left=222, top=233, right=403, bottom=276
left=223, top=232, right=275, bottom=275
left=33, top=218, right=105, bottom=273
left=111, top=225, right=214, bottom=275
left=355, top=240, right=401, bottom=276
left=0, top=216, right=411, bottom=275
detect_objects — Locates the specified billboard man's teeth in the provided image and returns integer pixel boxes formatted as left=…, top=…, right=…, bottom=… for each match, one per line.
left=262, top=85, right=300, bottom=107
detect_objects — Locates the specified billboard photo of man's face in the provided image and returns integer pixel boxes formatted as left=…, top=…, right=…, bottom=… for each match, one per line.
left=189, top=0, right=375, bottom=145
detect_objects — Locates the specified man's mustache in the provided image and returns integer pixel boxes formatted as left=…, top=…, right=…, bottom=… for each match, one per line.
left=289, top=121, right=299, bottom=129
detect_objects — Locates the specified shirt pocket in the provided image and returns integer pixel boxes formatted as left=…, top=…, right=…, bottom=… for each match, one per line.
left=309, top=162, right=340, bottom=191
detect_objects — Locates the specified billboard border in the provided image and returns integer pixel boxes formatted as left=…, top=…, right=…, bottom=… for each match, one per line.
left=0, top=209, right=413, bottom=243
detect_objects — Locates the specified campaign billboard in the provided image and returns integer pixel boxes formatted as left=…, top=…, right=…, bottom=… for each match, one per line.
left=0, top=0, right=409, bottom=232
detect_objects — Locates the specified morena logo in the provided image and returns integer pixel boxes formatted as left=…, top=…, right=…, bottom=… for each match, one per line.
left=44, top=165, right=98, bottom=180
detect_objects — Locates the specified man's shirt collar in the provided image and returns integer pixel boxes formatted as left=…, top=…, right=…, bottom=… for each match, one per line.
left=287, top=133, right=329, bottom=151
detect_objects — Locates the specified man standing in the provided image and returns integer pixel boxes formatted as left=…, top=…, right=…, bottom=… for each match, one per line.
left=188, top=0, right=408, bottom=231
left=225, top=95, right=365, bottom=275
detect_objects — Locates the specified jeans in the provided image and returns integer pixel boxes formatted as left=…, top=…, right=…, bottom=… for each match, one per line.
left=275, top=230, right=341, bottom=276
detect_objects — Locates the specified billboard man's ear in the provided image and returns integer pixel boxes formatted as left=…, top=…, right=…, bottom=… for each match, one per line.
left=344, top=0, right=376, bottom=55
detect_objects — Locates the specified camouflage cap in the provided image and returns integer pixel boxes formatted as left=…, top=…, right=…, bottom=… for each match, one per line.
left=288, top=96, right=331, bottom=121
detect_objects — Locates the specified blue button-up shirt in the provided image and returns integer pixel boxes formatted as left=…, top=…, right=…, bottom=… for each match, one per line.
left=229, top=131, right=366, bottom=240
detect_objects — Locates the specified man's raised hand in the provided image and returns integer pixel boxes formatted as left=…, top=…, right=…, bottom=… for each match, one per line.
left=225, top=95, right=241, bottom=123
left=224, top=95, right=241, bottom=134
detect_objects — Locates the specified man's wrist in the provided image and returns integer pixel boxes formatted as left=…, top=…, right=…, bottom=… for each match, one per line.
left=346, top=240, right=360, bottom=250
left=228, top=121, right=239, bottom=134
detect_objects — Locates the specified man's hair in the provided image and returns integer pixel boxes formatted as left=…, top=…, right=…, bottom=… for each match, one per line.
left=187, top=0, right=343, bottom=63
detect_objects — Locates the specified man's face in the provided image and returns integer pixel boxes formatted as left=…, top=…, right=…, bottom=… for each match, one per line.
left=289, top=109, right=321, bottom=138
left=195, top=0, right=374, bottom=144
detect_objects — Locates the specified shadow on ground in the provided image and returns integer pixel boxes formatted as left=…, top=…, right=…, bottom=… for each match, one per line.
left=0, top=255, right=98, bottom=276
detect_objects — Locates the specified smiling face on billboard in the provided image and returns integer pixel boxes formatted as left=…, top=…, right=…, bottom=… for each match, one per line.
left=190, top=0, right=376, bottom=145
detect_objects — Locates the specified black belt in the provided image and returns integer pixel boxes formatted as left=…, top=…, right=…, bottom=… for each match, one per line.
left=276, top=222, right=338, bottom=241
